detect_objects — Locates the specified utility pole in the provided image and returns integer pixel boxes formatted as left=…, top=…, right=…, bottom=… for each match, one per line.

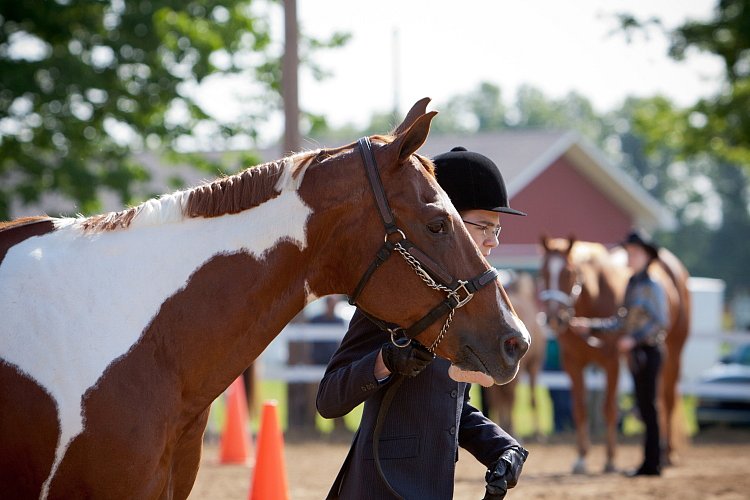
left=282, top=0, right=300, bottom=155
left=392, top=28, right=400, bottom=124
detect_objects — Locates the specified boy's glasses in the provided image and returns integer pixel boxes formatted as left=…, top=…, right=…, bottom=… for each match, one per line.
left=462, top=220, right=502, bottom=239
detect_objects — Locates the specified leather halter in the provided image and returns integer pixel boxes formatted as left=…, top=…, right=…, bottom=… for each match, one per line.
left=539, top=281, right=583, bottom=308
left=348, top=136, right=500, bottom=352
left=539, top=274, right=583, bottom=328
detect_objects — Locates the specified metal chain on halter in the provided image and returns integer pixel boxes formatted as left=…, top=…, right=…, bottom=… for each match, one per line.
left=393, top=243, right=457, bottom=293
left=393, top=242, right=464, bottom=352
left=429, top=307, right=455, bottom=353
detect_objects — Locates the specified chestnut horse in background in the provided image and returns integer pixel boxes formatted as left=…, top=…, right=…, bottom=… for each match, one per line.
left=538, top=236, right=690, bottom=474
left=0, top=99, right=530, bottom=499
left=485, top=271, right=547, bottom=436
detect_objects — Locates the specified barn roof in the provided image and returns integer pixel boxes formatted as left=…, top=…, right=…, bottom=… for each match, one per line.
left=420, top=130, right=675, bottom=231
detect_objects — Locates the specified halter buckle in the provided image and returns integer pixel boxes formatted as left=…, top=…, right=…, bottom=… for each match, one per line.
left=389, top=328, right=412, bottom=348
left=384, top=229, right=406, bottom=244
left=451, top=280, right=474, bottom=308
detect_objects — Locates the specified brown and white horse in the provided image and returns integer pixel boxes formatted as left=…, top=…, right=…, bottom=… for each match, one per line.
left=538, top=236, right=690, bottom=474
left=0, top=99, right=530, bottom=499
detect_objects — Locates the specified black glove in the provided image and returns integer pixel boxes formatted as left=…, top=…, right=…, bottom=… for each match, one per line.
left=381, top=341, right=434, bottom=378
left=483, top=446, right=529, bottom=500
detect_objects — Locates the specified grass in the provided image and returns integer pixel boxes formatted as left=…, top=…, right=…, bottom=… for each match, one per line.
left=206, top=380, right=699, bottom=439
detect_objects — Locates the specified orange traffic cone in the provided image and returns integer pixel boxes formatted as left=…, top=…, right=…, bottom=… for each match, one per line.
left=219, top=376, right=252, bottom=464
left=249, top=400, right=289, bottom=500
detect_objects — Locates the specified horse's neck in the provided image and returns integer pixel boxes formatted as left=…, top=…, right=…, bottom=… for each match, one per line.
left=9, top=190, right=319, bottom=416
left=119, top=194, right=321, bottom=408
left=578, top=258, right=628, bottom=317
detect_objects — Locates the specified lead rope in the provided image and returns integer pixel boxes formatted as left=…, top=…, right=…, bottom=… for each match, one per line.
left=370, top=249, right=458, bottom=498
left=373, top=375, right=406, bottom=500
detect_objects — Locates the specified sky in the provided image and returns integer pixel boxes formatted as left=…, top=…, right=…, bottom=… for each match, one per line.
left=193, top=0, right=724, bottom=144
left=290, top=0, right=722, bottom=129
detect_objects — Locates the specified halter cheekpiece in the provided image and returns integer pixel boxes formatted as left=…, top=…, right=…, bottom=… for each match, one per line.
left=348, top=137, right=500, bottom=352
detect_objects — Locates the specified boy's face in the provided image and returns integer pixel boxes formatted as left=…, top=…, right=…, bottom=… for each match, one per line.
left=459, top=209, right=501, bottom=257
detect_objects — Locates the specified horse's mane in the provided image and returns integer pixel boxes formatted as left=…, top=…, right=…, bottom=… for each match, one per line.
left=546, top=238, right=613, bottom=300
left=569, top=241, right=610, bottom=268
left=51, top=133, right=433, bottom=234
left=75, top=150, right=321, bottom=233
left=544, top=238, right=609, bottom=267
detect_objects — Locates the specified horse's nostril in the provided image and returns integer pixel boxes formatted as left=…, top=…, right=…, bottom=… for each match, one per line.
left=503, top=335, right=529, bottom=362
left=504, top=337, right=518, bottom=357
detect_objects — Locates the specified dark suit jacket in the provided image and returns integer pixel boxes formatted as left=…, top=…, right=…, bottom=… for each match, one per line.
left=316, top=309, right=520, bottom=500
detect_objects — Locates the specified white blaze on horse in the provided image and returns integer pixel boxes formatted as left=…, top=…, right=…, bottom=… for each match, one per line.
left=0, top=99, right=529, bottom=499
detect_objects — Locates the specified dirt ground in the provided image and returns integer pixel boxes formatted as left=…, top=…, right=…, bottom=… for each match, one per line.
left=189, top=429, right=750, bottom=499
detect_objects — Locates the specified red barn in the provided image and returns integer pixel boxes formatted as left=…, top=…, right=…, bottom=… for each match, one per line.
left=421, top=130, right=675, bottom=269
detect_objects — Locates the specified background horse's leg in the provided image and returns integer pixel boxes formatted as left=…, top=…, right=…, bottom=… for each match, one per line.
left=661, top=334, right=688, bottom=466
left=528, top=367, right=541, bottom=440
left=603, top=360, right=620, bottom=472
left=242, top=363, right=257, bottom=422
left=490, top=379, right=517, bottom=434
left=566, top=362, right=590, bottom=474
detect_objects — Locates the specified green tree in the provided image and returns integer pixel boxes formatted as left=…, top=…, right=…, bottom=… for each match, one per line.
left=513, top=85, right=610, bottom=146
left=617, top=0, right=750, bottom=293
left=431, top=82, right=508, bottom=134
left=0, top=1, right=347, bottom=219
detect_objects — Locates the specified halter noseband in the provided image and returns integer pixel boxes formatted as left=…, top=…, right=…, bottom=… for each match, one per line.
left=348, top=137, right=499, bottom=353
left=538, top=282, right=582, bottom=308
left=539, top=275, right=583, bottom=327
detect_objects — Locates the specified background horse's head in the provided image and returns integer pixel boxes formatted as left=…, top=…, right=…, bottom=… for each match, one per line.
left=538, top=235, right=581, bottom=334
left=538, top=235, right=628, bottom=336
left=301, top=98, right=529, bottom=385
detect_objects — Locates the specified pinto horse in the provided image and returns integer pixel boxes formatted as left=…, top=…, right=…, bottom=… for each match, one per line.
left=0, top=99, right=530, bottom=499
left=538, top=236, right=690, bottom=474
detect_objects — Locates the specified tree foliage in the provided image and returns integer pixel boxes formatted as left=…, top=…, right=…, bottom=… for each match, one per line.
left=0, top=0, right=347, bottom=219
left=616, top=0, right=750, bottom=294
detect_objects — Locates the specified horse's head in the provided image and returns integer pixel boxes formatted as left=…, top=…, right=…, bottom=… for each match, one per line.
left=538, top=235, right=581, bottom=334
left=302, top=98, right=529, bottom=385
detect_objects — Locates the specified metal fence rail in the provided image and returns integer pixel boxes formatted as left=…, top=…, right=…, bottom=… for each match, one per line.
left=258, top=325, right=750, bottom=394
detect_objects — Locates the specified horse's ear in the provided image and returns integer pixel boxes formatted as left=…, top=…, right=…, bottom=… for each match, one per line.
left=393, top=97, right=431, bottom=136
left=540, top=234, right=550, bottom=252
left=566, top=235, right=577, bottom=254
left=393, top=111, right=438, bottom=163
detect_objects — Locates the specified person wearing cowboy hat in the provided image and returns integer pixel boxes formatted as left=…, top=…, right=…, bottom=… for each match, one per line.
left=317, top=147, right=528, bottom=499
left=570, top=229, right=670, bottom=477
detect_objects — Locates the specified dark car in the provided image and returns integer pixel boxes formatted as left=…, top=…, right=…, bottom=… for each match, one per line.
left=719, top=342, right=750, bottom=366
left=694, top=344, right=750, bottom=430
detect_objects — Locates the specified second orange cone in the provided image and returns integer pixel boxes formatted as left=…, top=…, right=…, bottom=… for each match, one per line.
left=249, top=400, right=289, bottom=500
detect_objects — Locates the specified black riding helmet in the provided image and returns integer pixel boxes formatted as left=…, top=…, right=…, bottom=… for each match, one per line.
left=432, top=147, right=526, bottom=216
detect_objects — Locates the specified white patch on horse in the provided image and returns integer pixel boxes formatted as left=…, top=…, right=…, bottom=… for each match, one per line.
left=0, top=158, right=313, bottom=500
left=499, top=290, right=531, bottom=346
left=548, top=254, right=564, bottom=292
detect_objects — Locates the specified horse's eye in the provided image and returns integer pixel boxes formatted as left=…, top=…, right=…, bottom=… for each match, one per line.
left=427, top=220, right=446, bottom=234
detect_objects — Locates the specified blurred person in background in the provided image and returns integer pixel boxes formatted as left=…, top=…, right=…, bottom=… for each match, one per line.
left=571, top=230, right=669, bottom=477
